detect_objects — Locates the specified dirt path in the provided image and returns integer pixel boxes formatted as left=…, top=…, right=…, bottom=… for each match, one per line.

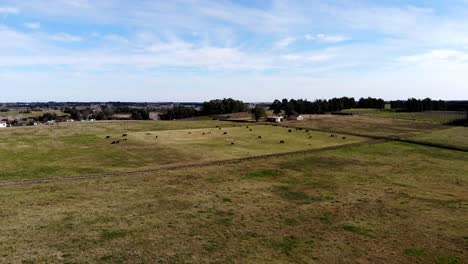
left=0, top=140, right=385, bottom=187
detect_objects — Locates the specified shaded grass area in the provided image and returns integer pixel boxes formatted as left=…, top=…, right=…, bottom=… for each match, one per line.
left=0, top=142, right=466, bottom=263
left=0, top=122, right=365, bottom=180
left=411, top=127, right=468, bottom=149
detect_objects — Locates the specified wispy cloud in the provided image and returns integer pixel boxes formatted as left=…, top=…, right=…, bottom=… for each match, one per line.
left=0, top=6, right=19, bottom=14
left=1, top=0, right=468, bottom=100
left=51, top=33, right=83, bottom=42
left=24, top=22, right=40, bottom=29
left=274, top=37, right=295, bottom=48
left=305, top=33, right=350, bottom=43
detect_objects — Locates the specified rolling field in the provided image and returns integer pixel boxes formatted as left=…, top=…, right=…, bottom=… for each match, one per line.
left=1, top=118, right=466, bottom=263
left=0, top=142, right=466, bottom=263
left=343, top=109, right=466, bottom=124
left=0, top=121, right=365, bottom=180
left=411, top=127, right=468, bottom=149
left=283, top=114, right=442, bottom=138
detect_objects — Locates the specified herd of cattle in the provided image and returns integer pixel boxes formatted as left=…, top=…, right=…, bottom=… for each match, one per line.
left=105, top=125, right=347, bottom=145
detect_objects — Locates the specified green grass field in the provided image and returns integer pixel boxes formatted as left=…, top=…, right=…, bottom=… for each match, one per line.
left=0, top=121, right=365, bottom=180
left=411, top=127, right=468, bottom=149
left=0, top=142, right=466, bottom=263
left=284, top=114, right=442, bottom=138
left=0, top=118, right=467, bottom=263
left=343, top=109, right=466, bottom=124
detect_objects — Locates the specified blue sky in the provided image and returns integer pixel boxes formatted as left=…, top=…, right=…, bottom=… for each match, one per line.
left=1, top=0, right=468, bottom=102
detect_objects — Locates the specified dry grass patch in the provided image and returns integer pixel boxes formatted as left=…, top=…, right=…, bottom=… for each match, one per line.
left=0, top=142, right=466, bottom=263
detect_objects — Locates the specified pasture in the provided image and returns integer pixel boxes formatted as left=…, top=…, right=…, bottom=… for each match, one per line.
left=283, top=114, right=442, bottom=138
left=343, top=109, right=466, bottom=124
left=0, top=142, right=466, bottom=263
left=0, top=121, right=365, bottom=180
left=0, top=117, right=467, bottom=263
left=411, top=127, right=468, bottom=149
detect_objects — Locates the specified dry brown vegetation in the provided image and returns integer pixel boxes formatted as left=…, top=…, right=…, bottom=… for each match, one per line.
left=1, top=116, right=467, bottom=263
left=0, top=142, right=467, bottom=263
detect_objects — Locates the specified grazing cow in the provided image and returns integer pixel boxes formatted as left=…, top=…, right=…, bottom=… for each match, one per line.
left=258, top=136, right=262, bottom=139
left=146, top=133, right=151, bottom=135
left=249, top=129, right=252, bottom=131
left=288, top=129, right=292, bottom=133
left=111, top=141, right=116, bottom=144
left=280, top=140, right=285, bottom=144
left=309, top=136, right=312, bottom=139
left=116, top=140, right=120, bottom=144
left=122, top=134, right=127, bottom=137
left=305, top=130, right=309, bottom=133
left=342, top=137, right=346, bottom=139
left=105, top=136, right=111, bottom=139
left=188, top=132, right=191, bottom=134
left=231, top=142, right=235, bottom=145
left=202, top=133, right=205, bottom=135
left=330, top=134, right=336, bottom=138
left=155, top=136, right=158, bottom=138
left=246, top=126, right=249, bottom=128
left=124, top=139, right=127, bottom=141
left=219, top=127, right=222, bottom=130
left=223, top=132, right=228, bottom=135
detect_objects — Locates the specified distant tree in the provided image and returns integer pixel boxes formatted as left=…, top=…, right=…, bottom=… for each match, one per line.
left=270, top=99, right=282, bottom=115
left=251, top=105, right=267, bottom=122
left=201, top=98, right=247, bottom=115
left=131, top=109, right=150, bottom=120
left=159, top=106, right=198, bottom=120
left=38, top=113, right=57, bottom=122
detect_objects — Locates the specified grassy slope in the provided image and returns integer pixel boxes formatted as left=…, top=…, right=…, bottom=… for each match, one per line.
left=0, top=121, right=365, bottom=180
left=411, top=127, right=468, bottom=149
left=0, top=142, right=466, bottom=263
left=284, top=115, right=442, bottom=138
left=343, top=109, right=466, bottom=124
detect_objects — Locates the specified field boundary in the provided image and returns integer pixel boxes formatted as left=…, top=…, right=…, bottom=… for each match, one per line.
left=0, top=140, right=384, bottom=187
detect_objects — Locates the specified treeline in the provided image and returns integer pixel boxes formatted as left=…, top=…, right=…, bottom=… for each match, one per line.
left=200, top=98, right=247, bottom=115
left=64, top=106, right=151, bottom=121
left=159, top=106, right=199, bottom=120
left=270, top=97, right=384, bottom=115
left=391, top=98, right=468, bottom=112
left=159, top=98, right=247, bottom=120
left=390, top=98, right=447, bottom=112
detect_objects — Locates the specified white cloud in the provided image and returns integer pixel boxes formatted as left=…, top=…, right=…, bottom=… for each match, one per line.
left=0, top=6, right=19, bottom=14
left=24, top=22, right=41, bottom=29
left=51, top=33, right=83, bottom=42
left=275, top=37, right=295, bottom=48
left=399, top=49, right=468, bottom=64
left=305, top=33, right=349, bottom=43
